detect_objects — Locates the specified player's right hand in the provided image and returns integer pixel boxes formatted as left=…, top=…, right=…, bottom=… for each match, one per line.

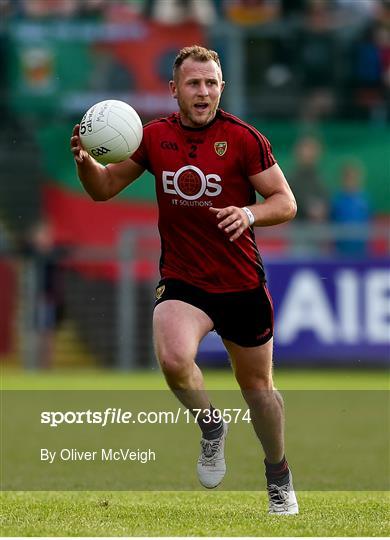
left=70, top=124, right=89, bottom=164
left=210, top=205, right=250, bottom=242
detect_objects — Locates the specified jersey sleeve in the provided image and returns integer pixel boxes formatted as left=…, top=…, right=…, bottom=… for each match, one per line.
left=244, top=128, right=276, bottom=177
left=130, top=126, right=150, bottom=170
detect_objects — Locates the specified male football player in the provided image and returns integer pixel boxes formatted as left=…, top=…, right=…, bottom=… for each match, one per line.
left=71, top=45, right=298, bottom=515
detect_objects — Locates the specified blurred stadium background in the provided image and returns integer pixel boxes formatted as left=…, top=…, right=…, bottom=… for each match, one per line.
left=0, top=0, right=389, bottom=372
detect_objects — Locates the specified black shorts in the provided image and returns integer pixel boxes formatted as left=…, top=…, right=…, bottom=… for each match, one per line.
left=154, top=279, right=274, bottom=347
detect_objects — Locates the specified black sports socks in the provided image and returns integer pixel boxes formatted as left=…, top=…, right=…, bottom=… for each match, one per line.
left=265, top=456, right=290, bottom=486
left=196, top=404, right=224, bottom=440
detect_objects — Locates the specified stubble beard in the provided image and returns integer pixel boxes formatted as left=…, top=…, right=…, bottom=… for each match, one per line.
left=178, top=97, right=219, bottom=128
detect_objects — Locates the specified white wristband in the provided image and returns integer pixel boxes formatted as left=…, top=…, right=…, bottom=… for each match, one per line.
left=242, top=206, right=255, bottom=226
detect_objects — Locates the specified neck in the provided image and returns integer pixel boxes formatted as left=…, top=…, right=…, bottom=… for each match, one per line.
left=179, top=110, right=219, bottom=129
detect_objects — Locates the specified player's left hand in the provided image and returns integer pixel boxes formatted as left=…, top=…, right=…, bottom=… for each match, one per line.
left=209, top=206, right=251, bottom=242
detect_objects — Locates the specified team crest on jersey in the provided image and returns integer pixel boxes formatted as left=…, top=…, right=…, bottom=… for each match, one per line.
left=214, top=141, right=227, bottom=156
left=155, top=285, right=165, bottom=300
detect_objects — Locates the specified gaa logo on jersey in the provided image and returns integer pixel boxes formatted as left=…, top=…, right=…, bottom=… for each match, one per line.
left=162, top=165, right=222, bottom=200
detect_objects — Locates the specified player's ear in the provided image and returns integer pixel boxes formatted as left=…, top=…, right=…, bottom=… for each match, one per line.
left=220, top=80, right=225, bottom=93
left=169, top=80, right=178, bottom=99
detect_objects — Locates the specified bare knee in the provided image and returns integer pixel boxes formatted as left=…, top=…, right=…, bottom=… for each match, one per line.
left=241, top=386, right=284, bottom=416
left=235, top=371, right=274, bottom=392
left=157, top=347, right=194, bottom=386
left=235, top=372, right=281, bottom=409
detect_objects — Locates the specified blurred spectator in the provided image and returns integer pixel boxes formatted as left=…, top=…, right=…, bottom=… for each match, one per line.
left=335, top=0, right=379, bottom=22
left=355, top=26, right=383, bottom=87
left=0, top=0, right=14, bottom=20
left=77, top=0, right=107, bottom=19
left=225, top=0, right=280, bottom=25
left=7, top=0, right=107, bottom=19
left=353, top=22, right=390, bottom=120
left=297, top=0, right=340, bottom=121
left=20, top=0, right=78, bottom=18
left=143, top=0, right=217, bottom=25
left=288, top=135, right=328, bottom=222
left=23, top=220, right=66, bottom=368
left=331, top=160, right=372, bottom=255
left=377, top=0, right=390, bottom=26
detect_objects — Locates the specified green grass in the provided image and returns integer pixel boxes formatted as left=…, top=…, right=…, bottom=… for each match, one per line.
left=2, top=366, right=389, bottom=390
left=1, top=491, right=389, bottom=537
left=1, top=367, right=389, bottom=536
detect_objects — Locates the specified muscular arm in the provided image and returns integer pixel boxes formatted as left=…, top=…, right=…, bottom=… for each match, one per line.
left=70, top=124, right=145, bottom=201
left=247, top=163, right=297, bottom=226
left=209, top=164, right=296, bottom=241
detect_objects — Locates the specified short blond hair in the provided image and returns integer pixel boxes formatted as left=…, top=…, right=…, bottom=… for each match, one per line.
left=173, top=45, right=221, bottom=80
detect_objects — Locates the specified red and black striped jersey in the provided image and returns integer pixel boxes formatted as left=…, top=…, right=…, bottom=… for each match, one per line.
left=131, top=109, right=276, bottom=293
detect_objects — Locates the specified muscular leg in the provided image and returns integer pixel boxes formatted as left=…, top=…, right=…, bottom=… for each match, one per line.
left=153, top=300, right=213, bottom=411
left=154, top=300, right=227, bottom=489
left=223, top=338, right=284, bottom=463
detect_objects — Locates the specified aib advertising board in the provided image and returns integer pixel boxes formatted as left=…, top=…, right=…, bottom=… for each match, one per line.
left=199, top=258, right=390, bottom=365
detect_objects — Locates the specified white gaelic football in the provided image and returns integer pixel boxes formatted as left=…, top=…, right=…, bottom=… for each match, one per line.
left=79, top=100, right=143, bottom=165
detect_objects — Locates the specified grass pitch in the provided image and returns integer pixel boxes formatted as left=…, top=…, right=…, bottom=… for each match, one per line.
left=1, top=490, right=389, bottom=537
left=3, top=366, right=388, bottom=390
left=1, top=367, right=389, bottom=537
